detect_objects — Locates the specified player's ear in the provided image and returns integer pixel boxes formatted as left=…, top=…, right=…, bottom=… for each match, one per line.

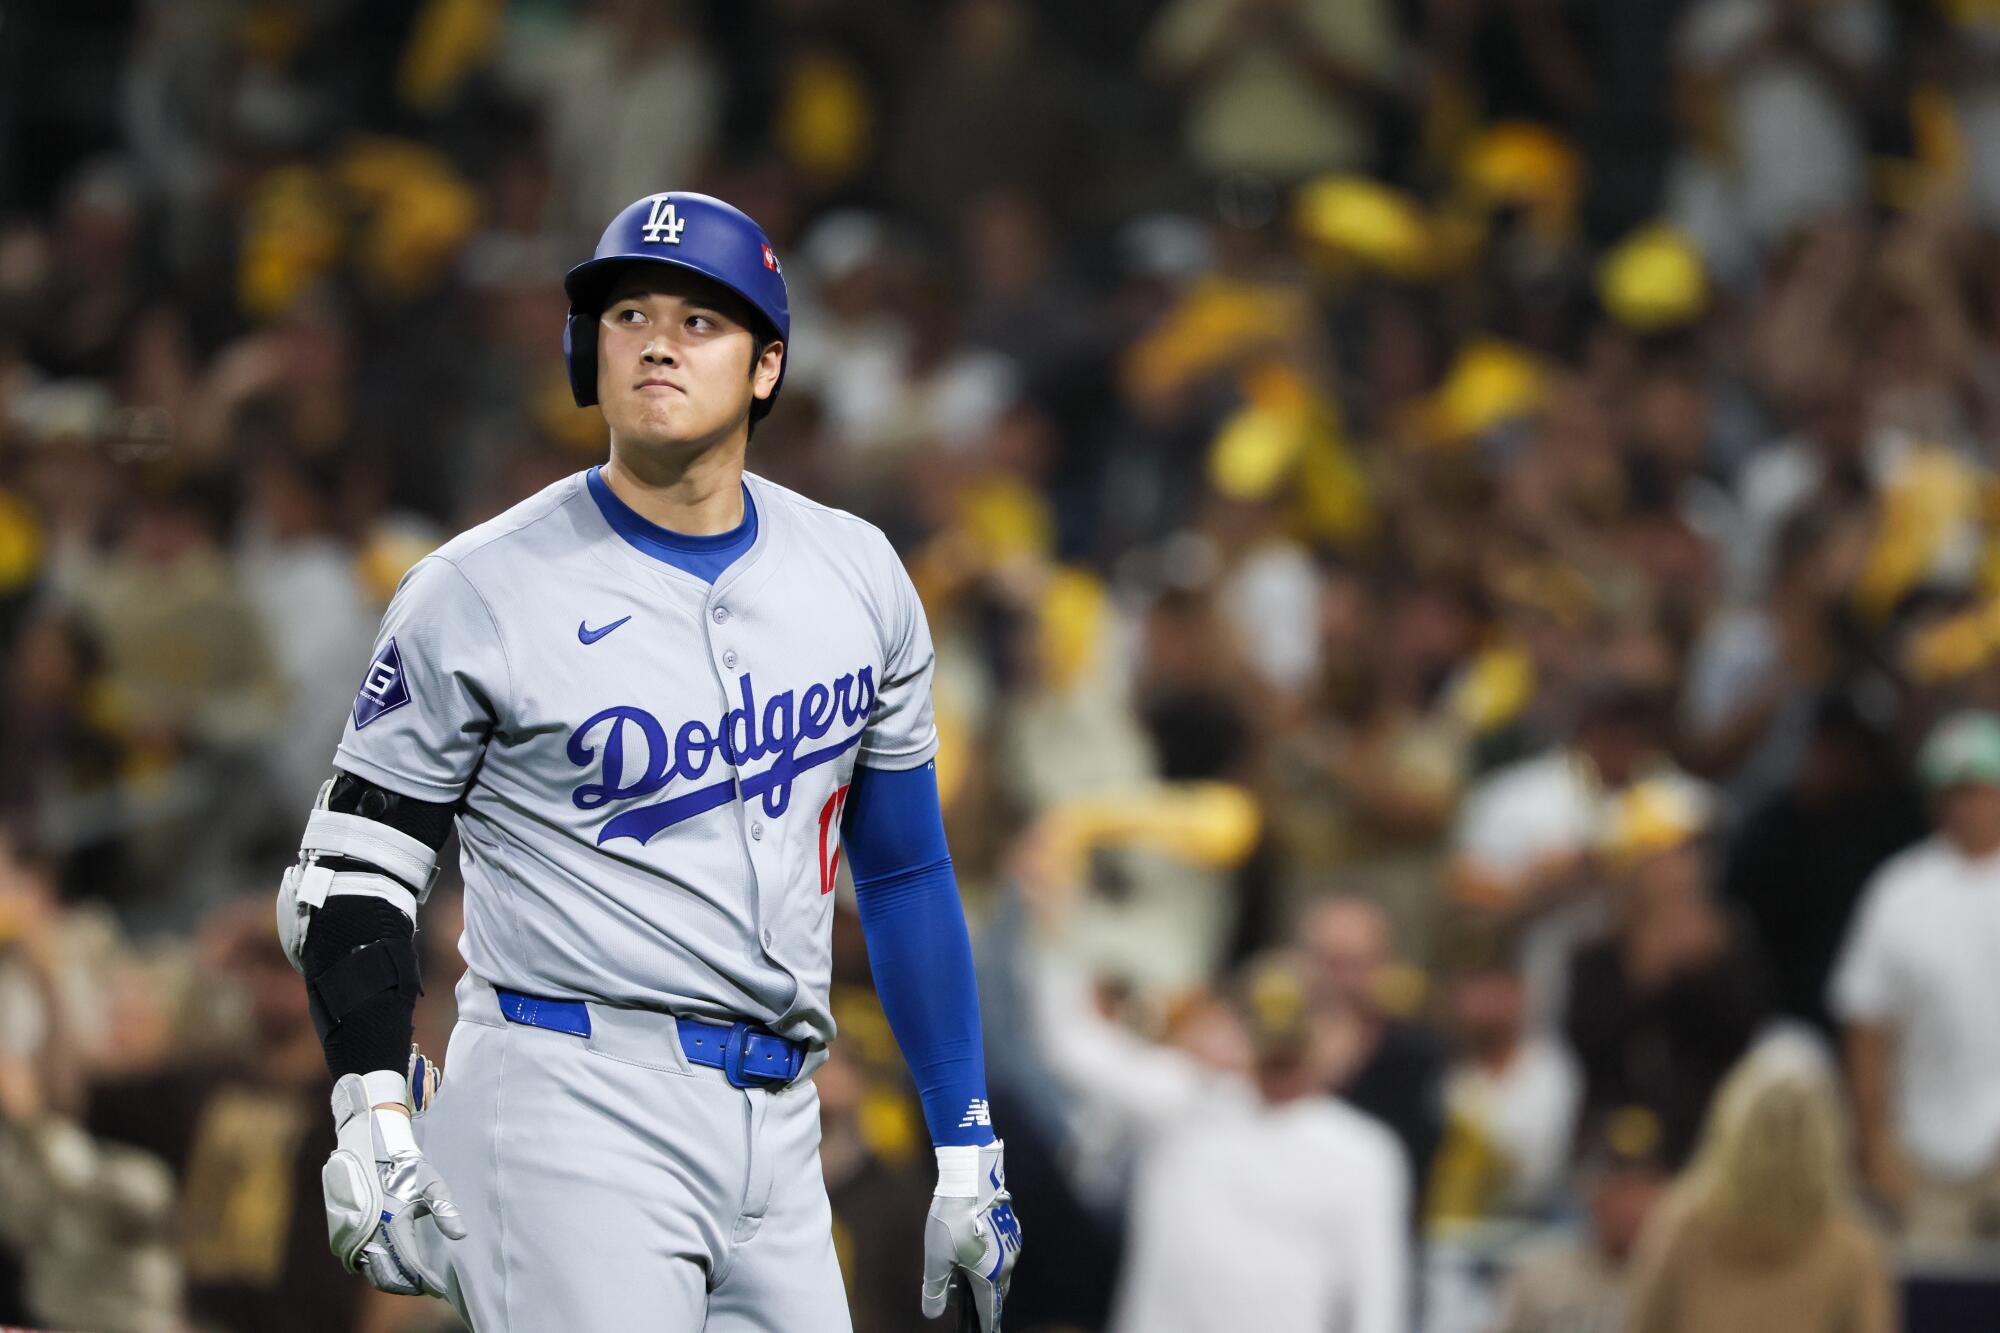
left=751, top=340, right=784, bottom=403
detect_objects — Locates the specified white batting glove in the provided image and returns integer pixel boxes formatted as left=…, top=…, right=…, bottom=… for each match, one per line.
left=323, top=1071, right=465, bottom=1297
left=923, top=1140, right=1023, bottom=1332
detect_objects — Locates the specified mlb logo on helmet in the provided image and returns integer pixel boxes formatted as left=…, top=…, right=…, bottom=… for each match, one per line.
left=640, top=196, right=686, bottom=245
left=762, top=243, right=781, bottom=273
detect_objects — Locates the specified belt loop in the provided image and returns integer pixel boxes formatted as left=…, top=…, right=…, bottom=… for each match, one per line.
left=722, top=1021, right=753, bottom=1088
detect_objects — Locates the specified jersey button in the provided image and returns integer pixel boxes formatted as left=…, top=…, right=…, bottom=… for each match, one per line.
left=750, top=822, right=764, bottom=840
left=722, top=650, right=738, bottom=669
left=712, top=606, right=729, bottom=623
left=760, top=929, right=775, bottom=948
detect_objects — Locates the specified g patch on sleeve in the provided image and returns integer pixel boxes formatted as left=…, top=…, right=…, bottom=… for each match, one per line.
left=353, top=638, right=413, bottom=728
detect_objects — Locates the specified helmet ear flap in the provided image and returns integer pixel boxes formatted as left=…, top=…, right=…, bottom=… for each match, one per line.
left=565, top=311, right=599, bottom=408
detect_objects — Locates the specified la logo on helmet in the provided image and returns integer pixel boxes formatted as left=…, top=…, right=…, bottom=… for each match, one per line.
left=641, top=198, right=686, bottom=245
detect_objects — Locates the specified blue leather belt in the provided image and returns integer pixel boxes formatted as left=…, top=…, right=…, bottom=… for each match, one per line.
left=493, top=987, right=805, bottom=1089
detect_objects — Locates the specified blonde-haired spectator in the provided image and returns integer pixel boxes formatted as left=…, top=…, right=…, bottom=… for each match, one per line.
left=1626, top=1041, right=1895, bottom=1333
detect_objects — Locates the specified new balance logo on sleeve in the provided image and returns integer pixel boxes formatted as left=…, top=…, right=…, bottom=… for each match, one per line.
left=353, top=639, right=412, bottom=728
left=958, top=1098, right=992, bottom=1131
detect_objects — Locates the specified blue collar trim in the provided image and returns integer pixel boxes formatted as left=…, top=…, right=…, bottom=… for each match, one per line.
left=587, top=466, right=757, bottom=560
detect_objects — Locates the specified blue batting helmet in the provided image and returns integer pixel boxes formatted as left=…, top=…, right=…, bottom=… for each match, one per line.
left=563, top=192, right=790, bottom=416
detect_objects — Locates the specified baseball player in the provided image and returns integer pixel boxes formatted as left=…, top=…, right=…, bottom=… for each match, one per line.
left=276, top=192, right=1022, bottom=1331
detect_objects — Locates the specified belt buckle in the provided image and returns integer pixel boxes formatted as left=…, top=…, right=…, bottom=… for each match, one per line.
left=720, top=1022, right=800, bottom=1088
left=721, top=1022, right=756, bottom=1089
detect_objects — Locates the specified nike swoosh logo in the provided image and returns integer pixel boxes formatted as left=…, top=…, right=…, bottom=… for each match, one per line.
left=577, top=616, right=632, bottom=645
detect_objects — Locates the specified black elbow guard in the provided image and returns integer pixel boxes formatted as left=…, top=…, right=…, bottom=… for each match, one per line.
left=303, top=895, right=422, bottom=1074
left=325, top=770, right=457, bottom=850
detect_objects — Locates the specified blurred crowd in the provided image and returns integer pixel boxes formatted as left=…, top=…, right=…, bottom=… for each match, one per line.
left=10, top=0, right=2000, bottom=1330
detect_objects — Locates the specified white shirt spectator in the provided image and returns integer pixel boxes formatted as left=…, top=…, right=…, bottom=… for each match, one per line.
left=1678, top=0, right=1888, bottom=245
left=1029, top=959, right=1409, bottom=1333
left=1451, top=749, right=1602, bottom=892
left=1724, top=434, right=1823, bottom=599
left=1111, top=1095, right=1409, bottom=1333
left=1680, top=604, right=1778, bottom=742
left=1831, top=837, right=2000, bottom=1179
left=238, top=530, right=377, bottom=812
left=1222, top=540, right=1323, bottom=696
left=1443, top=1036, right=1583, bottom=1212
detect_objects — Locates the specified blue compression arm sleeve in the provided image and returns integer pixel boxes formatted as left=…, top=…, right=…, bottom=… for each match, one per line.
left=842, top=760, right=992, bottom=1147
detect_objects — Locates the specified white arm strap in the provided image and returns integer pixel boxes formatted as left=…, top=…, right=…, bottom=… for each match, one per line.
left=300, top=807, right=440, bottom=906
left=278, top=780, right=441, bottom=972
left=291, top=866, right=420, bottom=921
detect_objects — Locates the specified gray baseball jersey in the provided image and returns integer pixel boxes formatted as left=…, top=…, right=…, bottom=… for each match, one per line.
left=332, top=468, right=938, bottom=1056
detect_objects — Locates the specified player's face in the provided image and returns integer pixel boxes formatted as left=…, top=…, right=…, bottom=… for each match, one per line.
left=595, top=266, right=784, bottom=452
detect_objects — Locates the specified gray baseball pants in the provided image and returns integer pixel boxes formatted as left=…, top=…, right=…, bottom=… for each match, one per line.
left=409, top=971, right=852, bottom=1332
